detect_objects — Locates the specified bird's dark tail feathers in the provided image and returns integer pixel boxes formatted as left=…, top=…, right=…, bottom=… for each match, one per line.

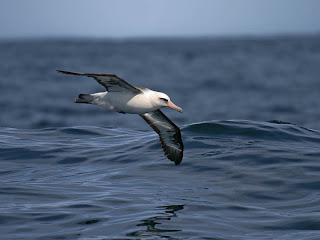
left=74, top=94, right=94, bottom=104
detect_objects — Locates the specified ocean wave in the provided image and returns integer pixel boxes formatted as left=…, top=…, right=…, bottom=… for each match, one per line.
left=184, top=120, right=320, bottom=142
left=1, top=120, right=319, bottom=165
left=1, top=120, right=320, bottom=239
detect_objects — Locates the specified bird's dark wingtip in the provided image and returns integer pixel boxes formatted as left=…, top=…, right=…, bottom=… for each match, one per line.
left=56, top=70, right=83, bottom=75
left=174, top=156, right=183, bottom=165
left=57, top=70, right=68, bottom=74
left=166, top=152, right=183, bottom=165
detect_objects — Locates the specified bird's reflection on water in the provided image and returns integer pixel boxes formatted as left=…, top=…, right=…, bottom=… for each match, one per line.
left=126, top=205, right=184, bottom=238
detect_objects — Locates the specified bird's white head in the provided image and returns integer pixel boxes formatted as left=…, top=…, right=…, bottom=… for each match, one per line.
left=153, top=92, right=183, bottom=113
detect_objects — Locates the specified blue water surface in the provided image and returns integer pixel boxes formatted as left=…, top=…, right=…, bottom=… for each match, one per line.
left=1, top=36, right=320, bottom=239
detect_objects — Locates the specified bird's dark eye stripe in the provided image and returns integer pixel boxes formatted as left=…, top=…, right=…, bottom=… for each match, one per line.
left=160, top=98, right=168, bottom=102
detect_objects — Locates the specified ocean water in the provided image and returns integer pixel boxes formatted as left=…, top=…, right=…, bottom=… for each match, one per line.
left=1, top=35, right=320, bottom=239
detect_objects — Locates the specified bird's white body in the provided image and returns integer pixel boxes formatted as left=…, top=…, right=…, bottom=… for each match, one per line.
left=91, top=89, right=163, bottom=114
left=89, top=88, right=181, bottom=114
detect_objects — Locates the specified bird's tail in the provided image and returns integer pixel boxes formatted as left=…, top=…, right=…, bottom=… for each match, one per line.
left=74, top=94, right=94, bottom=104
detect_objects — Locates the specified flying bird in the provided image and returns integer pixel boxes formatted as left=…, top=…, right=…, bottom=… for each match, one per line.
left=57, top=70, right=184, bottom=165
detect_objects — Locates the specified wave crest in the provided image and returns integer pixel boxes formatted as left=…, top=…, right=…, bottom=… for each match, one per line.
left=183, top=120, right=320, bottom=142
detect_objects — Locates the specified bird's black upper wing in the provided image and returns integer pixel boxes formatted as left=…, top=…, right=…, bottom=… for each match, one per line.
left=57, top=70, right=141, bottom=93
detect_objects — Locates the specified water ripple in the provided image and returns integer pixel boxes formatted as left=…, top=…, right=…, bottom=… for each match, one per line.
left=1, top=120, right=320, bottom=239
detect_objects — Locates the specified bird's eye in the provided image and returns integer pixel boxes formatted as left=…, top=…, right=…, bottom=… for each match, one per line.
left=160, top=98, right=168, bottom=102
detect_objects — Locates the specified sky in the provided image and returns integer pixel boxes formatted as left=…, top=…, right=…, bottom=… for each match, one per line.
left=0, top=0, right=320, bottom=39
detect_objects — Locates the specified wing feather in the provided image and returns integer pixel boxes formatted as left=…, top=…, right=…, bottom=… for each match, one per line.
left=140, top=110, right=184, bottom=165
left=57, top=70, right=141, bottom=93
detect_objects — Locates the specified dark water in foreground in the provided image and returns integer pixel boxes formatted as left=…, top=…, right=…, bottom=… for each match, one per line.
left=1, top=121, right=320, bottom=239
left=1, top=36, right=320, bottom=239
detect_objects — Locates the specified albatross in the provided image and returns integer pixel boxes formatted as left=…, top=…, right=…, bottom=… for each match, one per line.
left=57, top=70, right=184, bottom=165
